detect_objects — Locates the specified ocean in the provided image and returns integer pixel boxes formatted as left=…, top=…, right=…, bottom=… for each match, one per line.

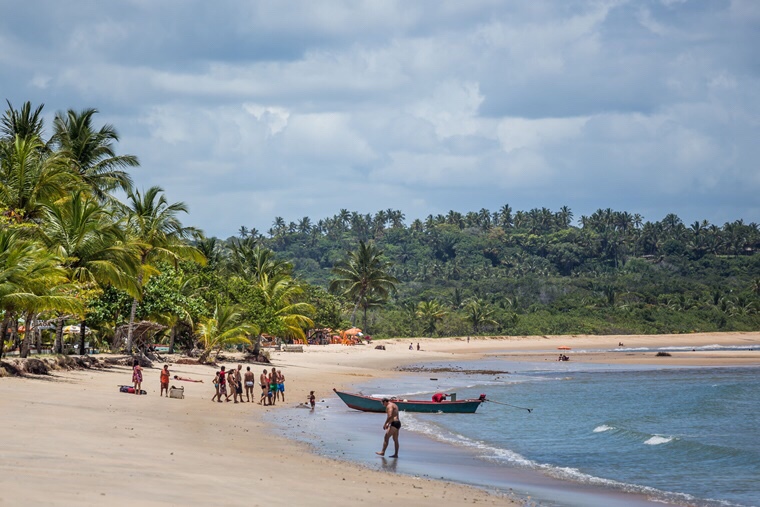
left=270, top=350, right=760, bottom=507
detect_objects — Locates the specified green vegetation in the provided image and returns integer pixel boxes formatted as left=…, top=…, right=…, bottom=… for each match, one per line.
left=1, top=99, right=759, bottom=359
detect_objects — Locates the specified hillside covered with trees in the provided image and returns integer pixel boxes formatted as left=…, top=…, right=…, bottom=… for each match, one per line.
left=1, top=100, right=758, bottom=361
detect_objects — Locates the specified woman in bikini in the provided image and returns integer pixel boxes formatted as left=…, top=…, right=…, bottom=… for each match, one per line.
left=132, top=360, right=143, bottom=395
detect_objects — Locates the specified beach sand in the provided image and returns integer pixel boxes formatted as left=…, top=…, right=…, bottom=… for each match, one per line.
left=1, top=332, right=758, bottom=506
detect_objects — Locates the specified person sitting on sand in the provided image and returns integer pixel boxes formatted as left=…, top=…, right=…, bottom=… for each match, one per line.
left=431, top=392, right=448, bottom=403
left=160, top=364, right=170, bottom=397
left=174, top=375, right=203, bottom=383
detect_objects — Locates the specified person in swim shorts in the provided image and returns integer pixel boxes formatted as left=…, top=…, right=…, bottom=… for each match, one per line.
left=277, top=369, right=285, bottom=402
left=268, top=368, right=277, bottom=406
left=259, top=369, right=269, bottom=405
left=376, top=398, right=400, bottom=458
left=244, top=366, right=255, bottom=402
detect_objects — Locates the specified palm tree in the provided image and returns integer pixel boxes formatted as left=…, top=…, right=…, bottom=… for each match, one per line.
left=196, top=303, right=258, bottom=364
left=463, top=298, right=498, bottom=334
left=0, top=230, right=81, bottom=357
left=1, top=100, right=45, bottom=141
left=36, top=190, right=139, bottom=353
left=228, top=241, right=291, bottom=283
left=329, top=241, right=398, bottom=328
left=0, top=136, right=74, bottom=223
left=122, top=186, right=205, bottom=354
left=257, top=274, right=314, bottom=343
left=50, top=108, right=137, bottom=200
left=416, top=300, right=447, bottom=336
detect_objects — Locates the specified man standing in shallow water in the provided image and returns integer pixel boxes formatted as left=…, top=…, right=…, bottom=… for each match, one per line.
left=376, top=398, right=400, bottom=458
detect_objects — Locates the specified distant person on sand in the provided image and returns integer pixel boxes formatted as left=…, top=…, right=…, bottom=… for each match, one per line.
left=308, top=391, right=316, bottom=410
left=467, top=336, right=470, bottom=343
left=416, top=343, right=420, bottom=351
left=277, top=369, right=285, bottom=402
left=259, top=369, right=269, bottom=405
left=244, top=366, right=255, bottom=402
left=174, top=375, right=203, bottom=383
left=233, top=364, right=244, bottom=403
left=376, top=398, right=400, bottom=458
left=218, top=366, right=230, bottom=402
left=269, top=368, right=278, bottom=405
left=132, top=360, right=143, bottom=395
left=432, top=392, right=448, bottom=403
left=160, top=364, right=170, bottom=397
left=211, top=371, right=221, bottom=402
left=409, top=343, right=413, bottom=350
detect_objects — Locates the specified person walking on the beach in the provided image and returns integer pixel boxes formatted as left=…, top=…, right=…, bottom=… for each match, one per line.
left=376, top=398, right=400, bottom=458
left=277, top=369, right=285, bottom=403
left=132, top=360, right=143, bottom=395
left=218, top=366, right=230, bottom=402
left=308, top=391, right=316, bottom=410
left=244, top=366, right=255, bottom=402
left=159, top=364, right=170, bottom=397
left=211, top=370, right=222, bottom=402
left=269, top=368, right=278, bottom=405
left=259, top=369, right=269, bottom=405
left=233, top=364, right=244, bottom=403
left=416, top=342, right=420, bottom=351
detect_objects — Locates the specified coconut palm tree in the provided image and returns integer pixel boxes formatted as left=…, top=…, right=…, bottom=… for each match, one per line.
left=50, top=108, right=137, bottom=200
left=0, top=135, right=74, bottom=223
left=0, top=230, right=81, bottom=357
left=463, top=298, right=498, bottom=334
left=257, top=274, right=314, bottom=343
left=416, top=300, right=447, bottom=336
left=196, top=303, right=258, bottom=364
left=329, top=241, right=398, bottom=327
left=122, top=186, right=205, bottom=354
left=1, top=100, right=45, bottom=142
left=36, top=190, right=139, bottom=353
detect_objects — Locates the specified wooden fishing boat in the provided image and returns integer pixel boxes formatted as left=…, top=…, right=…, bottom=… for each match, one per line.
left=333, top=388, right=485, bottom=414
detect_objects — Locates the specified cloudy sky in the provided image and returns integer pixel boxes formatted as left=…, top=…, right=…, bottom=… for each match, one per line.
left=2, top=0, right=758, bottom=237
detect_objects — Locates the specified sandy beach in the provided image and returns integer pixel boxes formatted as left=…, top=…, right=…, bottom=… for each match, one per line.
left=1, top=332, right=758, bottom=506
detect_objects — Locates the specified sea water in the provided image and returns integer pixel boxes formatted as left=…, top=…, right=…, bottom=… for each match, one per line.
left=271, top=359, right=760, bottom=507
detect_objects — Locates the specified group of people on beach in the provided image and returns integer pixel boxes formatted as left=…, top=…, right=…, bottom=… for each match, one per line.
left=211, top=364, right=285, bottom=404
left=130, top=361, right=203, bottom=396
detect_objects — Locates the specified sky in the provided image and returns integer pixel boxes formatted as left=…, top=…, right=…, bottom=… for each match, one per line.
left=1, top=0, right=758, bottom=238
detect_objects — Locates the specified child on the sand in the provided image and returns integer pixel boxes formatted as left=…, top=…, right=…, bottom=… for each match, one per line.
left=160, top=364, right=170, bottom=397
left=308, top=391, right=316, bottom=410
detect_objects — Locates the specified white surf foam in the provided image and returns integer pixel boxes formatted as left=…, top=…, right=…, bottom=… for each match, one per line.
left=593, top=424, right=615, bottom=433
left=644, top=435, right=674, bottom=445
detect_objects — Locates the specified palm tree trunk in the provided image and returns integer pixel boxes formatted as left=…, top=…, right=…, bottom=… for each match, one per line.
left=126, top=272, right=144, bottom=355
left=168, top=325, right=177, bottom=354
left=126, top=296, right=138, bottom=354
left=79, top=320, right=87, bottom=355
left=0, top=317, right=8, bottom=358
left=54, top=317, right=64, bottom=354
left=19, top=315, right=29, bottom=358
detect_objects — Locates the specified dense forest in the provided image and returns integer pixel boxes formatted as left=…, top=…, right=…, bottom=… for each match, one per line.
left=241, top=206, right=760, bottom=338
left=1, top=100, right=758, bottom=361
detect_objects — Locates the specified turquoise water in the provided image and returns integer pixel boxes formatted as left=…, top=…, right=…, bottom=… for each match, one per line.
left=272, top=361, right=760, bottom=506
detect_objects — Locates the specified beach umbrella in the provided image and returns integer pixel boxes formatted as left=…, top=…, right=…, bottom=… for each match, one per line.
left=344, top=327, right=362, bottom=336
left=63, top=325, right=92, bottom=335
left=557, top=346, right=571, bottom=350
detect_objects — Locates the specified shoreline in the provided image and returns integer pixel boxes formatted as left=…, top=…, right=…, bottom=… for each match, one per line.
left=1, top=332, right=758, bottom=506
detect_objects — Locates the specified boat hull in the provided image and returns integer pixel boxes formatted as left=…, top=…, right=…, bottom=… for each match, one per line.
left=333, top=389, right=483, bottom=414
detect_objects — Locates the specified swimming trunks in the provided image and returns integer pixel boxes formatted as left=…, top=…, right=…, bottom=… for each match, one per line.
left=236, top=385, right=243, bottom=394
left=246, top=381, right=254, bottom=387
left=278, top=383, right=284, bottom=392
left=390, top=421, right=401, bottom=429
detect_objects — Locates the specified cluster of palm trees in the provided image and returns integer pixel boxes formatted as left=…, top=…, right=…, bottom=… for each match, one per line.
left=0, top=101, right=204, bottom=358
